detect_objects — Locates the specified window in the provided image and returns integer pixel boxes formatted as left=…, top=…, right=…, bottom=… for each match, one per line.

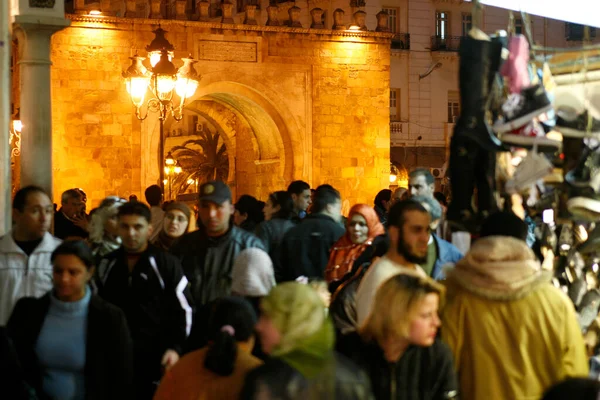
left=566, top=23, right=597, bottom=41
left=462, top=13, right=472, bottom=36
left=436, top=11, right=449, bottom=39
left=321, top=10, right=327, bottom=28
left=447, top=91, right=460, bottom=123
left=383, top=7, right=399, bottom=33
left=515, top=18, right=523, bottom=34
left=390, top=89, right=401, bottom=121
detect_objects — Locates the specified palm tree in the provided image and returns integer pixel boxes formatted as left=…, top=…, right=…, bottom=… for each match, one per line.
left=170, top=130, right=229, bottom=195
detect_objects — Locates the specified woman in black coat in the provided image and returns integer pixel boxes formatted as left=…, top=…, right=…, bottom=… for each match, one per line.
left=254, top=191, right=296, bottom=282
left=7, top=240, right=133, bottom=400
left=341, top=274, right=458, bottom=400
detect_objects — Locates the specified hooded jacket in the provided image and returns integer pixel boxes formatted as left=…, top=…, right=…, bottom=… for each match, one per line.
left=0, top=232, right=62, bottom=326
left=96, top=246, right=192, bottom=356
left=442, top=236, right=588, bottom=400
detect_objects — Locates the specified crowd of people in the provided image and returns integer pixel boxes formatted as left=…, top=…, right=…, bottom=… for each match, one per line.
left=0, top=168, right=595, bottom=399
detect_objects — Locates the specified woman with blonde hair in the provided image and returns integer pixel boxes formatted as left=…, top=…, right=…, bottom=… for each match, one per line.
left=342, top=274, right=458, bottom=400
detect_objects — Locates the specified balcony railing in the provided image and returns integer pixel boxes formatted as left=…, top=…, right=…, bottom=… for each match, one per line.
left=430, top=36, right=463, bottom=52
left=391, top=33, right=410, bottom=50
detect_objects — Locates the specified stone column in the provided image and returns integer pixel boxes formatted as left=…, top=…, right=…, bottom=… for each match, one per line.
left=0, top=0, right=10, bottom=233
left=376, top=10, right=389, bottom=32
left=244, top=4, right=257, bottom=25
left=221, top=2, right=234, bottom=24
left=266, top=5, right=279, bottom=26
left=149, top=0, right=163, bottom=19
left=353, top=10, right=367, bottom=30
left=287, top=6, right=301, bottom=28
left=175, top=0, right=187, bottom=20
left=196, top=0, right=210, bottom=21
left=124, top=0, right=137, bottom=17
left=13, top=15, right=70, bottom=197
left=332, top=9, right=345, bottom=30
left=310, top=8, right=324, bottom=29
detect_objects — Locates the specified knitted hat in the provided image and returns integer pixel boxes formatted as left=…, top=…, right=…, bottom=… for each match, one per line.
left=231, top=248, right=275, bottom=297
left=165, top=202, right=191, bottom=221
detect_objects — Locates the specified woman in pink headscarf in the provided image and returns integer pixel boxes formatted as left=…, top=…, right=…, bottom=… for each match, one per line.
left=325, top=204, right=386, bottom=287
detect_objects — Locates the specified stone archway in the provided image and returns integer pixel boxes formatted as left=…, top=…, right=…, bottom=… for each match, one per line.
left=142, top=80, right=300, bottom=201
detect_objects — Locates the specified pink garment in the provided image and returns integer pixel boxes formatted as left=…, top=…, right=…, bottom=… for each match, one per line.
left=501, top=35, right=531, bottom=94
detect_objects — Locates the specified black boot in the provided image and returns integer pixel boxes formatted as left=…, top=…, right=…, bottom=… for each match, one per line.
left=454, top=36, right=504, bottom=152
left=447, top=135, right=479, bottom=232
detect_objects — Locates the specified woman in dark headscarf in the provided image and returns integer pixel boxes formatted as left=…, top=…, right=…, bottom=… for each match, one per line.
left=152, top=202, right=191, bottom=251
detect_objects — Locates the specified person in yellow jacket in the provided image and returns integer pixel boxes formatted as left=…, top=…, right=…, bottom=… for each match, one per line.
left=442, top=233, right=588, bottom=400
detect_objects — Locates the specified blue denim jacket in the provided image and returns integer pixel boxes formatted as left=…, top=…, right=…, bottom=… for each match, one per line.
left=431, top=234, right=464, bottom=280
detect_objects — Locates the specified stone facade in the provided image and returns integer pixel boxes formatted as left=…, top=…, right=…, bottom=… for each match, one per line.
left=48, top=15, right=392, bottom=207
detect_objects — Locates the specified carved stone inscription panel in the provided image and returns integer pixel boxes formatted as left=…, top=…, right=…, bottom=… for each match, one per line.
left=198, top=41, right=257, bottom=62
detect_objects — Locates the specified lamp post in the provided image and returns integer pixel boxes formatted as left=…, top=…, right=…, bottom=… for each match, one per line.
left=122, top=27, right=200, bottom=194
left=10, top=108, right=22, bottom=158
left=389, top=163, right=399, bottom=190
left=164, top=151, right=182, bottom=200
left=10, top=109, right=22, bottom=196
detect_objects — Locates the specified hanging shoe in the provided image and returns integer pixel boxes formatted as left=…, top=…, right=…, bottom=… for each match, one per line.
left=453, top=35, right=505, bottom=152
left=499, top=119, right=562, bottom=152
left=505, top=149, right=553, bottom=194
left=500, top=34, right=531, bottom=94
left=565, top=144, right=600, bottom=188
left=567, top=191, right=600, bottom=222
left=493, top=85, right=553, bottom=133
left=556, top=108, right=600, bottom=138
left=578, top=289, right=600, bottom=332
left=579, top=224, right=600, bottom=254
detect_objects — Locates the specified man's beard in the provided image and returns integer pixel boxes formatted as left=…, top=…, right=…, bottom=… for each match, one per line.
left=396, top=230, right=428, bottom=265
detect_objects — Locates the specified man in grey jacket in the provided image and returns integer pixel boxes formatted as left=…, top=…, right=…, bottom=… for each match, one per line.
left=0, top=186, right=61, bottom=326
left=170, top=181, right=264, bottom=348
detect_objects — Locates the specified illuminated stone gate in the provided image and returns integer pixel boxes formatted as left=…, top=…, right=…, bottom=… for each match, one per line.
left=48, top=14, right=392, bottom=206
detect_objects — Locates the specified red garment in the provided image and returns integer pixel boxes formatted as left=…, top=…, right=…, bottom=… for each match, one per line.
left=325, top=204, right=385, bottom=283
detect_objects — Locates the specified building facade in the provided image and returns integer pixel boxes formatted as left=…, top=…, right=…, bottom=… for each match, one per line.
left=385, top=0, right=599, bottom=191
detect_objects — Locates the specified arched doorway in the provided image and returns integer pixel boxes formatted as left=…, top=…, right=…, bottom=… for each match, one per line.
left=141, top=80, right=304, bottom=201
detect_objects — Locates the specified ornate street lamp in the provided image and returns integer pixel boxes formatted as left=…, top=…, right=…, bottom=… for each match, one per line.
left=146, top=26, right=175, bottom=68
left=123, top=27, right=200, bottom=192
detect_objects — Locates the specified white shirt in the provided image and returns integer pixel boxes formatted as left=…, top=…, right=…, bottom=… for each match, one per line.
left=355, top=255, right=425, bottom=328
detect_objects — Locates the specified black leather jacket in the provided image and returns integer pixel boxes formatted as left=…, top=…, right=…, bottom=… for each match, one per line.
left=170, top=226, right=265, bottom=306
left=240, top=353, right=374, bottom=400
left=279, top=214, right=345, bottom=281
left=255, top=218, right=296, bottom=282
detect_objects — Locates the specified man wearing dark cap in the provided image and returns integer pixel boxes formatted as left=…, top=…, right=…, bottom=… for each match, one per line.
left=170, top=181, right=265, bottom=349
